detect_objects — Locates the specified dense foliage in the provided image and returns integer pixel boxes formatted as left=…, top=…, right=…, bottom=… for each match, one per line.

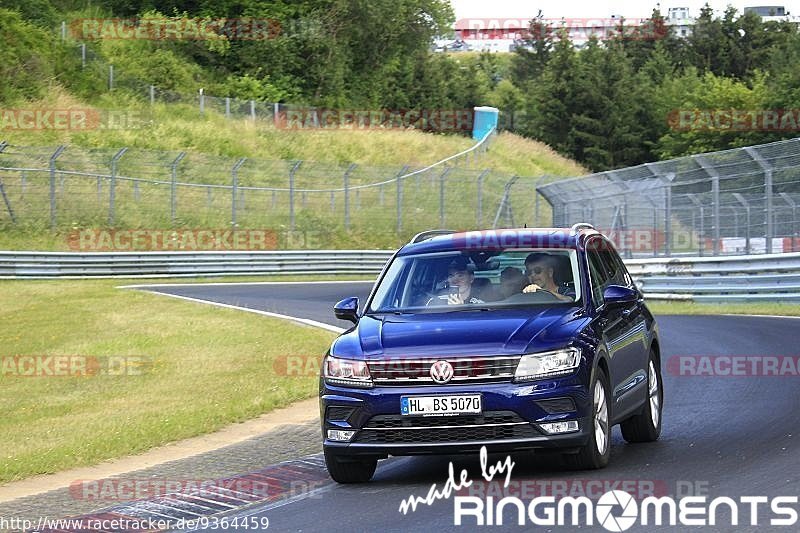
left=3, top=2, right=800, bottom=170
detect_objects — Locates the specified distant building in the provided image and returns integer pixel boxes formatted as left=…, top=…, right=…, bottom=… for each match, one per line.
left=442, top=5, right=800, bottom=53
left=743, top=5, right=800, bottom=26
left=666, top=7, right=694, bottom=38
left=744, top=6, right=787, bottom=16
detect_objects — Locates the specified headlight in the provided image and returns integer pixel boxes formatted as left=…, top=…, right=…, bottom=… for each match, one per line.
left=514, top=348, right=581, bottom=382
left=323, top=355, right=373, bottom=388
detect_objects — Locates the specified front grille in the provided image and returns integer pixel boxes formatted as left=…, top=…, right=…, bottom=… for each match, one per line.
left=368, top=355, right=521, bottom=386
left=353, top=411, right=540, bottom=444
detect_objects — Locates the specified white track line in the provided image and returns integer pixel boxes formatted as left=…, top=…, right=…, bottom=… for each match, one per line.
left=719, top=313, right=800, bottom=320
left=118, top=280, right=374, bottom=289
left=126, top=289, right=346, bottom=334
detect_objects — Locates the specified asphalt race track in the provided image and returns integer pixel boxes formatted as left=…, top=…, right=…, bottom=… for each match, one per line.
left=137, top=282, right=800, bottom=532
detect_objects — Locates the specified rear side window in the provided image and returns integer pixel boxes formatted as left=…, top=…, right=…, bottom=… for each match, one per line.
left=587, top=242, right=609, bottom=306
left=598, top=242, right=631, bottom=287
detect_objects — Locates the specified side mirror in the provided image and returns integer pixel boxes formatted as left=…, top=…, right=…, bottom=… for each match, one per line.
left=603, top=285, right=638, bottom=306
left=333, top=297, right=359, bottom=324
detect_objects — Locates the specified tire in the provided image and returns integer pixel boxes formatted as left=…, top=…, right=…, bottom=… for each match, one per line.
left=564, top=367, right=611, bottom=470
left=324, top=449, right=377, bottom=483
left=621, top=350, right=663, bottom=443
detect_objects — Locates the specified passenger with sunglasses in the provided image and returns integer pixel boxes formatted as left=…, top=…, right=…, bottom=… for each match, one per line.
left=522, top=252, right=574, bottom=302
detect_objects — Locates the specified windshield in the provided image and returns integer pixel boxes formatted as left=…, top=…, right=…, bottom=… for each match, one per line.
left=369, top=249, right=582, bottom=313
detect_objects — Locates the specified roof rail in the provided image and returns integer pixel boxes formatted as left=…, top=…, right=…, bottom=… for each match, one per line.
left=408, top=230, right=457, bottom=244
left=570, top=223, right=596, bottom=234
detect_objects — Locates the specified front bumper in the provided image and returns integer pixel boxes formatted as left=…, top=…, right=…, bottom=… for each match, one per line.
left=320, top=377, right=592, bottom=458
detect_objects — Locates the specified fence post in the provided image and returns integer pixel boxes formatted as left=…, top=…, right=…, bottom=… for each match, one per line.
left=80, top=44, right=86, bottom=69
left=289, top=161, right=302, bottom=230
left=231, top=158, right=246, bottom=226
left=149, top=85, right=155, bottom=105
left=780, top=193, right=797, bottom=247
left=170, top=152, right=186, bottom=224
left=730, top=194, right=752, bottom=254
left=61, top=21, right=66, bottom=41
left=661, top=174, right=674, bottom=256
left=476, top=169, right=489, bottom=227
left=0, top=180, right=15, bottom=224
left=396, top=165, right=409, bottom=233
left=533, top=175, right=548, bottom=227
left=439, top=168, right=452, bottom=227
left=49, top=146, right=66, bottom=230
left=744, top=147, right=775, bottom=254
left=250, top=100, right=256, bottom=121
left=199, top=89, right=205, bottom=115
left=109, top=65, right=114, bottom=91
left=225, top=97, right=231, bottom=119
left=694, top=156, right=722, bottom=255
left=108, top=148, right=127, bottom=225
left=343, top=163, right=357, bottom=230
left=0, top=141, right=17, bottom=223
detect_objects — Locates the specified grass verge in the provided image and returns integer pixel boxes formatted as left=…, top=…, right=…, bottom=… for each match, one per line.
left=648, top=300, right=800, bottom=317
left=0, top=279, right=335, bottom=484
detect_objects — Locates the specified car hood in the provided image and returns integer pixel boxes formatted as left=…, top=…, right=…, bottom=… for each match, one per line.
left=336, top=306, right=587, bottom=358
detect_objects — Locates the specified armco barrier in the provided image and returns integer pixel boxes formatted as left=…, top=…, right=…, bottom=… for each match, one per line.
left=1, top=250, right=799, bottom=302
left=0, top=251, right=394, bottom=279
left=626, top=252, right=800, bottom=302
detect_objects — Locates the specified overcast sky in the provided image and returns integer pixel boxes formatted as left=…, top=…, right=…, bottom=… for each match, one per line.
left=450, top=0, right=800, bottom=20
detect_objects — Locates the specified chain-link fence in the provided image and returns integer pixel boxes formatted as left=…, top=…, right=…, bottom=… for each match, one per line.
left=538, top=138, right=800, bottom=257
left=0, top=132, right=556, bottom=248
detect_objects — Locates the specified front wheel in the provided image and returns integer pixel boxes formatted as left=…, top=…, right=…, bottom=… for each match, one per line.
left=621, top=351, right=663, bottom=443
left=564, top=368, right=611, bottom=470
left=324, top=449, right=377, bottom=483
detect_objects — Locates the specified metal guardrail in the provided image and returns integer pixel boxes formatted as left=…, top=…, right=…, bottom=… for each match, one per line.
left=2, top=250, right=800, bottom=303
left=0, top=251, right=394, bottom=279
left=626, top=252, right=800, bottom=302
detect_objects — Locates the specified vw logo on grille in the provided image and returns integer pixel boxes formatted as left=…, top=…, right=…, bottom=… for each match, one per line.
left=430, top=360, right=454, bottom=384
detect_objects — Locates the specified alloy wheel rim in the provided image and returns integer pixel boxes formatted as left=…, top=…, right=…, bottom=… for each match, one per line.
left=648, top=360, right=661, bottom=428
left=594, top=380, right=609, bottom=455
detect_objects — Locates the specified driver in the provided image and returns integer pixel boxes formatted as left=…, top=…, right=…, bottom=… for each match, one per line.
left=522, top=253, right=574, bottom=302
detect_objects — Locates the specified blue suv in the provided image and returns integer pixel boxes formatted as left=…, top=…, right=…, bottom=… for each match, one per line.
left=320, top=225, right=663, bottom=483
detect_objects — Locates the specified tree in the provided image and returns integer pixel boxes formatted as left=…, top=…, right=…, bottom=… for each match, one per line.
left=687, top=3, right=727, bottom=75
left=510, top=13, right=553, bottom=85
left=521, top=29, right=577, bottom=154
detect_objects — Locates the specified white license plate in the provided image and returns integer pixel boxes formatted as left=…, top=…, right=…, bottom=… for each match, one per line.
left=400, top=394, right=482, bottom=416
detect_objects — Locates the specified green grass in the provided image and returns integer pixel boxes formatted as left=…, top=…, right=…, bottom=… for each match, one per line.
left=0, top=279, right=336, bottom=483
left=0, top=91, right=585, bottom=251
left=647, top=300, right=800, bottom=317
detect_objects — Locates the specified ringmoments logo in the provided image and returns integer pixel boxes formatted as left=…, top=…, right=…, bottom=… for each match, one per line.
left=395, top=447, right=799, bottom=529
left=451, top=490, right=799, bottom=529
